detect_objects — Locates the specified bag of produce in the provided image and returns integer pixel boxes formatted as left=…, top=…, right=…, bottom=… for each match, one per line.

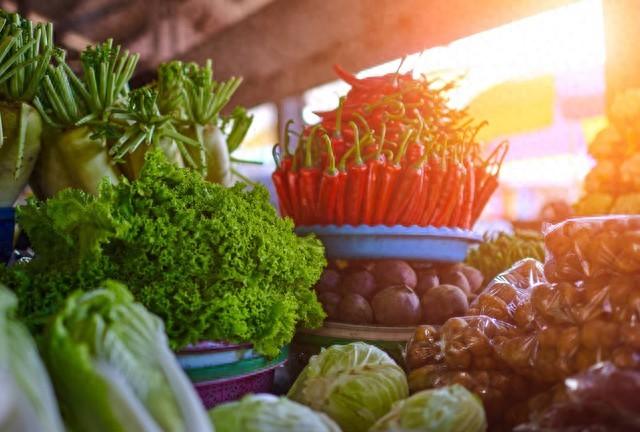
left=370, top=385, right=487, bottom=432
left=209, top=394, right=341, bottom=432
left=43, top=280, right=212, bottom=432
left=288, top=342, right=408, bottom=432
left=0, top=285, right=64, bottom=432
left=0, top=12, right=53, bottom=206
left=514, top=362, right=640, bottom=431
left=543, top=215, right=640, bottom=281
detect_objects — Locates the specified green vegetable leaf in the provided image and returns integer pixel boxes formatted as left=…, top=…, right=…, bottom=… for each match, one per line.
left=288, top=342, right=408, bottom=432
left=4, top=151, right=326, bottom=356
left=43, top=281, right=212, bottom=432
left=209, top=394, right=341, bottom=432
left=0, top=285, right=65, bottom=432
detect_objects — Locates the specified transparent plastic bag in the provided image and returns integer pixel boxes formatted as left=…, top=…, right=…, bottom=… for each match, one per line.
left=514, top=362, right=640, bottom=431
left=544, top=216, right=640, bottom=281
left=469, top=258, right=545, bottom=328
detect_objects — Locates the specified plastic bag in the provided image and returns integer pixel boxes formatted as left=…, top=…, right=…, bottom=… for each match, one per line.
left=544, top=216, right=640, bottom=281
left=469, top=258, right=544, bottom=328
left=514, top=362, right=640, bottom=431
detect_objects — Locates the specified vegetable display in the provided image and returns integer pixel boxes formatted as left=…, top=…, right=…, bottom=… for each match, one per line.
left=272, top=65, right=508, bottom=227
left=370, top=385, right=487, bottom=432
left=288, top=342, right=408, bottom=432
left=0, top=285, right=64, bottom=432
left=574, top=88, right=640, bottom=215
left=465, top=230, right=544, bottom=283
left=1, top=151, right=326, bottom=356
left=43, top=280, right=212, bottom=432
left=0, top=11, right=53, bottom=206
left=29, top=38, right=253, bottom=200
left=208, top=394, right=341, bottom=432
left=406, top=217, right=640, bottom=428
left=315, top=260, right=484, bottom=326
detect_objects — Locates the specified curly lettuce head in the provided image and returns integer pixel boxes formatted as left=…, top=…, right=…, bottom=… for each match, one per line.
left=288, top=342, right=408, bottom=432
left=4, top=151, right=326, bottom=356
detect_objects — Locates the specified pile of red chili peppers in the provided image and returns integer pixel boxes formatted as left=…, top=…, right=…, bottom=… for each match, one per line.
left=271, top=65, right=509, bottom=229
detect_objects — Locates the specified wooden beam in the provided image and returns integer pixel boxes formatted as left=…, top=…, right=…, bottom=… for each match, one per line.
left=603, top=0, right=640, bottom=114
left=180, top=0, right=577, bottom=108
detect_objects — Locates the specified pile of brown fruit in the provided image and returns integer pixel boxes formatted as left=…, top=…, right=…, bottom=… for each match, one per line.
left=314, top=259, right=484, bottom=326
left=405, top=216, right=640, bottom=429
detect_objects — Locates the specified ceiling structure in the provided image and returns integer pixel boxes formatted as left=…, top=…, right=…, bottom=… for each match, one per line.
left=4, top=0, right=635, bottom=110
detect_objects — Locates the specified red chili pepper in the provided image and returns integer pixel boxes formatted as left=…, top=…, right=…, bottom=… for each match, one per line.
left=344, top=122, right=368, bottom=225
left=374, top=129, right=413, bottom=225
left=449, top=166, right=466, bottom=227
left=420, top=146, right=446, bottom=225
left=385, top=134, right=426, bottom=225
left=471, top=140, right=508, bottom=223
left=317, top=134, right=341, bottom=224
left=432, top=159, right=463, bottom=227
left=472, top=175, right=498, bottom=223
left=298, top=125, right=322, bottom=225
left=400, top=150, right=434, bottom=226
left=460, top=157, right=476, bottom=229
left=286, top=167, right=301, bottom=224
left=362, top=124, right=387, bottom=225
left=405, top=163, right=430, bottom=226
left=335, top=145, right=357, bottom=226
left=271, top=144, right=292, bottom=218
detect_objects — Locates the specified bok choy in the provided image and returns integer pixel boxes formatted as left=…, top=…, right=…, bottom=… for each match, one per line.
left=43, top=280, right=213, bottom=432
left=0, top=285, right=64, bottom=432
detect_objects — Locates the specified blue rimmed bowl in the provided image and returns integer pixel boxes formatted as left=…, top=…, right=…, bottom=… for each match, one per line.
left=295, top=224, right=482, bottom=262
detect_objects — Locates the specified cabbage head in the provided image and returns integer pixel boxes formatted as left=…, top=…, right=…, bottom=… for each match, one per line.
left=42, top=281, right=212, bottom=432
left=0, top=286, right=64, bottom=432
left=287, top=342, right=408, bottom=432
left=370, top=385, right=486, bottom=432
left=209, top=393, right=341, bottom=432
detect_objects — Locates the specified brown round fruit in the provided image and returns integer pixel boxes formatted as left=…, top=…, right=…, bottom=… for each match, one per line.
left=339, top=270, right=377, bottom=299
left=422, top=284, right=469, bottom=325
left=372, top=260, right=417, bottom=289
left=460, top=265, right=484, bottom=293
left=415, top=272, right=440, bottom=297
left=338, top=293, right=374, bottom=324
left=371, top=285, right=422, bottom=326
left=439, top=271, right=472, bottom=296
left=314, top=269, right=341, bottom=294
left=318, top=291, right=341, bottom=321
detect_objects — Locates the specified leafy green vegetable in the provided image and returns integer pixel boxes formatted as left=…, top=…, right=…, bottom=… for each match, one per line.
left=0, top=10, right=54, bottom=204
left=156, top=60, right=254, bottom=184
left=3, top=151, right=326, bottom=355
left=465, top=230, right=544, bottom=283
left=370, top=385, right=487, bottom=432
left=43, top=280, right=212, bottom=432
left=209, top=394, right=341, bottom=432
left=288, top=342, right=408, bottom=432
left=0, top=285, right=64, bottom=432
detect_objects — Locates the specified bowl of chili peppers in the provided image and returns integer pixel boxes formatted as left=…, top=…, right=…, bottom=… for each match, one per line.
left=271, top=65, right=508, bottom=229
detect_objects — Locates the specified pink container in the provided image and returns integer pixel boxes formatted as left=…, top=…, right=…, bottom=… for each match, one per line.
left=193, top=361, right=285, bottom=409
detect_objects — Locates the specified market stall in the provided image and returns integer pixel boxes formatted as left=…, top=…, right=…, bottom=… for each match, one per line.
left=1, top=0, right=640, bottom=431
